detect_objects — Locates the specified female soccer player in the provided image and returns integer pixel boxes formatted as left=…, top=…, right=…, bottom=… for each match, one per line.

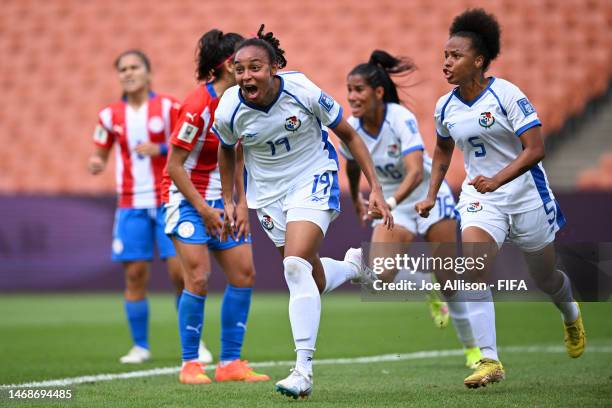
left=164, top=30, right=269, bottom=385
left=416, top=9, right=586, bottom=388
left=88, top=50, right=212, bottom=365
left=214, top=25, right=392, bottom=399
left=343, top=50, right=481, bottom=368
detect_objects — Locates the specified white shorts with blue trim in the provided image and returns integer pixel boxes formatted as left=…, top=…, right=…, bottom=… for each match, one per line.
left=255, top=170, right=341, bottom=247
left=164, top=199, right=251, bottom=250
left=373, top=182, right=456, bottom=235
left=457, top=198, right=565, bottom=252
left=112, top=207, right=176, bottom=262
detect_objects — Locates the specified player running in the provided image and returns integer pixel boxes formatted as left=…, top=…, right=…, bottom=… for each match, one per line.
left=343, top=49, right=481, bottom=368
left=213, top=25, right=392, bottom=399
left=163, top=29, right=269, bottom=385
left=88, top=50, right=212, bottom=364
left=416, top=8, right=586, bottom=388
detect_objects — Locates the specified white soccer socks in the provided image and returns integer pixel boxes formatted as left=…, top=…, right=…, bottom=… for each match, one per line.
left=283, top=256, right=321, bottom=373
left=550, top=270, right=579, bottom=323
left=445, top=298, right=477, bottom=349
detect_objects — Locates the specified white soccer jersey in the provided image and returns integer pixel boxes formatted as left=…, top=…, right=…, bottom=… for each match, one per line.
left=339, top=103, right=432, bottom=213
left=212, top=72, right=342, bottom=209
left=435, top=77, right=554, bottom=213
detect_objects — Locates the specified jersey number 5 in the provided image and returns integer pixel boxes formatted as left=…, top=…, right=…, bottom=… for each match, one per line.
left=468, top=136, right=487, bottom=157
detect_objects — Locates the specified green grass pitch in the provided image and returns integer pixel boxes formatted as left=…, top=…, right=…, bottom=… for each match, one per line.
left=1, top=293, right=611, bottom=407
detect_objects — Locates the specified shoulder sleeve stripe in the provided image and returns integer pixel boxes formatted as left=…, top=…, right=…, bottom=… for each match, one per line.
left=282, top=90, right=314, bottom=115
left=229, top=102, right=242, bottom=132
left=211, top=126, right=236, bottom=148
left=516, top=119, right=542, bottom=136
left=487, top=88, right=508, bottom=116
left=328, top=107, right=343, bottom=129
left=402, top=145, right=424, bottom=156
left=439, top=92, right=455, bottom=123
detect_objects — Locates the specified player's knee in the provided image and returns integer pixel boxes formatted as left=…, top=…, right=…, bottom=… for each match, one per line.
left=229, top=264, right=256, bottom=288
left=187, top=273, right=209, bottom=294
left=283, top=256, right=312, bottom=287
left=125, top=263, right=148, bottom=286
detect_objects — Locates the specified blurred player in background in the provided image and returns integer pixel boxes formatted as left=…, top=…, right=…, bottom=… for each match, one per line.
left=88, top=50, right=212, bottom=364
left=164, top=30, right=269, bottom=385
left=214, top=25, right=392, bottom=399
left=343, top=49, right=481, bottom=368
left=416, top=8, right=586, bottom=388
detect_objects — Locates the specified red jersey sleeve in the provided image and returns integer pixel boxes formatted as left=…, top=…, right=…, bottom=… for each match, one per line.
left=92, top=106, right=115, bottom=149
left=170, top=87, right=213, bottom=151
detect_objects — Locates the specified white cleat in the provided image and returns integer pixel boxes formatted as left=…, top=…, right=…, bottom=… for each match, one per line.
left=119, top=345, right=151, bottom=364
left=198, top=341, right=213, bottom=364
left=345, top=247, right=377, bottom=286
left=275, top=368, right=313, bottom=399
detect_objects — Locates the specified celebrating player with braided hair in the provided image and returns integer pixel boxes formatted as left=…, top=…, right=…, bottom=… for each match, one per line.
left=214, top=25, right=392, bottom=399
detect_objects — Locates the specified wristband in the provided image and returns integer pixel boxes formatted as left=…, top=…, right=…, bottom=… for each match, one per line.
left=159, top=143, right=168, bottom=155
left=386, top=197, right=397, bottom=210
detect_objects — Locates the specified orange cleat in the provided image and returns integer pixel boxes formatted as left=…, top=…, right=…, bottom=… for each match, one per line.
left=179, top=361, right=212, bottom=384
left=215, top=359, right=270, bottom=382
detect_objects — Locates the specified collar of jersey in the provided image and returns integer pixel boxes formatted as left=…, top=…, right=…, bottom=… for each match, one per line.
left=238, top=75, right=285, bottom=113
left=452, top=77, right=495, bottom=107
left=121, top=90, right=156, bottom=102
left=359, top=103, right=388, bottom=139
left=205, top=82, right=217, bottom=98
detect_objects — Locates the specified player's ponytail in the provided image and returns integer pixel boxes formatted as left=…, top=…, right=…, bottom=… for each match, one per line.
left=449, top=8, right=501, bottom=72
left=196, top=29, right=244, bottom=82
left=235, top=24, right=287, bottom=69
left=349, top=50, right=416, bottom=104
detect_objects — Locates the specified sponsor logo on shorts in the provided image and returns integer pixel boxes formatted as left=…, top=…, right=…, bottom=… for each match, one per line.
left=478, top=112, right=495, bottom=128
left=148, top=116, right=164, bottom=133
left=178, top=221, right=195, bottom=238
left=387, top=143, right=400, bottom=158
left=261, top=215, right=274, bottom=231
left=466, top=201, right=483, bottom=212
left=112, top=238, right=124, bottom=254
left=285, top=116, right=301, bottom=132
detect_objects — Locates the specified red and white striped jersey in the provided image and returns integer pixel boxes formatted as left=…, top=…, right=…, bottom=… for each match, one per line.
left=93, top=92, right=180, bottom=208
left=162, top=83, right=222, bottom=204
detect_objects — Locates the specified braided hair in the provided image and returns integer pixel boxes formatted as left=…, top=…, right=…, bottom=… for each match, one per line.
left=235, top=24, right=287, bottom=68
left=196, top=29, right=244, bottom=82
left=348, top=50, right=416, bottom=104
left=449, top=8, right=501, bottom=72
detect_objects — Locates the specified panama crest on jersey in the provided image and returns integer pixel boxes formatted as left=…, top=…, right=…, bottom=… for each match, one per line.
left=285, top=116, right=301, bottom=132
left=478, top=112, right=495, bottom=128
left=261, top=215, right=274, bottom=230
left=387, top=143, right=400, bottom=158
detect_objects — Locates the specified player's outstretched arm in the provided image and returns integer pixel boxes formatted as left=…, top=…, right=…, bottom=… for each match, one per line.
left=416, top=136, right=454, bottom=218
left=333, top=118, right=393, bottom=229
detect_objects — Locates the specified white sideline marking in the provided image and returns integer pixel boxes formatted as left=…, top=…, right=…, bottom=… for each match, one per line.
left=2, top=345, right=610, bottom=389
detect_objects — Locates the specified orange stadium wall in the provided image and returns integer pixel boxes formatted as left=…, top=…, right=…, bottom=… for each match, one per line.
left=0, top=0, right=609, bottom=194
